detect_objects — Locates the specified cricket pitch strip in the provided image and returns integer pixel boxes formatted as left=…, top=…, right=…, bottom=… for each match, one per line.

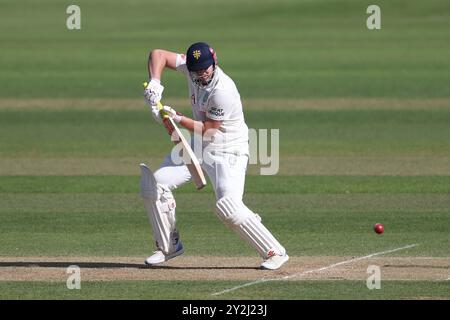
left=0, top=256, right=448, bottom=282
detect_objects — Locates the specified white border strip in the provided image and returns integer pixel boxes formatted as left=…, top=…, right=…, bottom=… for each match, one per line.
left=212, top=243, right=419, bottom=296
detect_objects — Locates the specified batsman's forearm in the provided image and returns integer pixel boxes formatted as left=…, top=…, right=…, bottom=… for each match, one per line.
left=179, top=116, right=221, bottom=138
left=148, top=49, right=166, bottom=80
left=179, top=116, right=204, bottom=134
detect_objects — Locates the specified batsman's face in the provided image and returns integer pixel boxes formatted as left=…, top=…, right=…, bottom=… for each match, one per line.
left=190, top=65, right=214, bottom=85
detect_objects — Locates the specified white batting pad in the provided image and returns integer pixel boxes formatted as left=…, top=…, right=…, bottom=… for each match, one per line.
left=216, top=197, right=286, bottom=259
left=140, top=163, right=178, bottom=254
left=140, top=163, right=158, bottom=201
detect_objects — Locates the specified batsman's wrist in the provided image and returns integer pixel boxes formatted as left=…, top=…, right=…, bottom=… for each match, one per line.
left=173, top=114, right=183, bottom=123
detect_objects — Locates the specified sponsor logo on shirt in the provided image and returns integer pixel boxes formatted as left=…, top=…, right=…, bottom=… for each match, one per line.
left=209, top=106, right=224, bottom=117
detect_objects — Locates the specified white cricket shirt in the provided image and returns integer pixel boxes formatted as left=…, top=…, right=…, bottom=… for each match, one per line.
left=176, top=54, right=249, bottom=156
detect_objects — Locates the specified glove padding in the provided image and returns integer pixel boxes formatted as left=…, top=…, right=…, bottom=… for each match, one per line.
left=162, top=105, right=183, bottom=123
left=151, top=105, right=164, bottom=124
left=143, top=79, right=164, bottom=106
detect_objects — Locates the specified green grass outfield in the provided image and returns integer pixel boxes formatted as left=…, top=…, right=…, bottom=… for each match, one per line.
left=1, top=0, right=450, bottom=299
left=1, top=0, right=450, bottom=99
left=1, top=281, right=449, bottom=300
left=0, top=175, right=449, bottom=257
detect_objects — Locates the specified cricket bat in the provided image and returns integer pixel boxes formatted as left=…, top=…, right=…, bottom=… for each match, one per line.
left=144, top=82, right=207, bottom=189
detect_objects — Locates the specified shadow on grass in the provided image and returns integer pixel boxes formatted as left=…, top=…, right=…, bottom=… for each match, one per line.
left=0, top=261, right=259, bottom=270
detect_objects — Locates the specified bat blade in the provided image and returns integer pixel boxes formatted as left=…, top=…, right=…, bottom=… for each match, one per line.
left=167, top=117, right=207, bottom=189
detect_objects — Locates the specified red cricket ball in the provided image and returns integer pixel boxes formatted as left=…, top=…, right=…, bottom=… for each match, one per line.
left=374, top=223, right=384, bottom=234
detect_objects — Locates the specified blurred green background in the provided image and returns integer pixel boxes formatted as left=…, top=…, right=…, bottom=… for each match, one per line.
left=1, top=0, right=449, bottom=98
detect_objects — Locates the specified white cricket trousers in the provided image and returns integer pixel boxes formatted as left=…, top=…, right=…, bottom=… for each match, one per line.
left=155, top=149, right=247, bottom=200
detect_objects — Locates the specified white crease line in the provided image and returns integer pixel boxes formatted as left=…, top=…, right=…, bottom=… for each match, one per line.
left=212, top=243, right=419, bottom=296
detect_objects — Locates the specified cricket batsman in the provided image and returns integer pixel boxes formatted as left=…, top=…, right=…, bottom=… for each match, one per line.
left=141, top=42, right=289, bottom=270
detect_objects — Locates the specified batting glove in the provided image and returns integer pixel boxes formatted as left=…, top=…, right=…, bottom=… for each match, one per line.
left=151, top=105, right=164, bottom=124
left=143, top=79, right=164, bottom=106
left=162, top=105, right=183, bottom=123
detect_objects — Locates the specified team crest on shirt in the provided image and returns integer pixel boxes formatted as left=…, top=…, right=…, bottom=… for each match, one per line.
left=193, top=50, right=201, bottom=60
